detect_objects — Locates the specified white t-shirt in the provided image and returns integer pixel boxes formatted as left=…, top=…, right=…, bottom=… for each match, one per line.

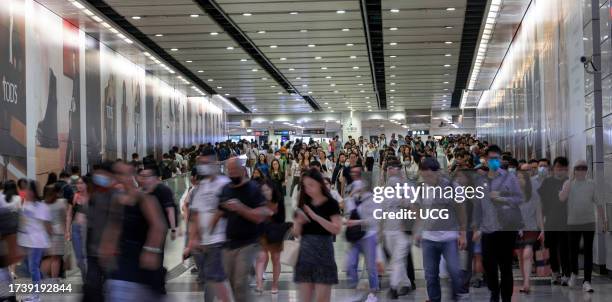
left=189, top=175, right=231, bottom=245
left=18, top=201, right=51, bottom=248
left=0, top=195, right=22, bottom=211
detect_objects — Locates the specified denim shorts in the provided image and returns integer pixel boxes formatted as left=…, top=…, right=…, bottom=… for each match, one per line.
left=195, top=244, right=227, bottom=282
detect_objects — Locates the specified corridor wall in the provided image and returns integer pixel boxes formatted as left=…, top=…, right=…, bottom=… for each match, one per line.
left=0, top=0, right=226, bottom=184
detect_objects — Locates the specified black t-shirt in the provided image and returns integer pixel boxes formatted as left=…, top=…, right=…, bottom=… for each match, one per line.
left=151, top=183, right=176, bottom=228
left=538, top=176, right=568, bottom=230
left=218, top=180, right=266, bottom=249
left=300, top=198, right=341, bottom=236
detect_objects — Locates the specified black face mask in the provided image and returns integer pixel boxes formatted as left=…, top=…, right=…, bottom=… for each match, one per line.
left=230, top=177, right=243, bottom=185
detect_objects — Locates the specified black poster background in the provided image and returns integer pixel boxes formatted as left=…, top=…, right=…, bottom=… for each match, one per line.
left=0, top=0, right=26, bottom=181
left=62, top=21, right=81, bottom=171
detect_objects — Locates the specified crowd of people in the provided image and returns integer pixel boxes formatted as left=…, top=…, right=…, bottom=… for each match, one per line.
left=0, top=133, right=608, bottom=302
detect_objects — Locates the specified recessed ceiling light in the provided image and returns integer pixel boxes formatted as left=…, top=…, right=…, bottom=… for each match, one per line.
left=446, top=7, right=456, bottom=11
left=345, top=102, right=349, bottom=104
left=290, top=11, right=299, bottom=15
left=334, top=90, right=339, bottom=93
left=171, top=48, right=178, bottom=51
left=328, top=106, right=332, bottom=109
left=342, top=28, right=350, bottom=31
left=302, top=84, right=308, bottom=87
left=360, top=90, right=365, bottom=93
left=257, top=30, right=266, bottom=34
left=389, top=27, right=398, bottom=31
left=155, top=34, right=164, bottom=37
left=444, top=64, right=451, bottom=67
left=315, top=56, right=322, bottom=60
left=240, top=58, right=247, bottom=62
left=330, top=83, right=336, bottom=86
left=330, top=110, right=334, bottom=112
left=445, top=41, right=453, bottom=44
left=226, top=46, right=234, bottom=50
left=336, top=10, right=346, bottom=14
left=443, top=81, right=449, bottom=84
left=445, top=26, right=454, bottom=29
left=261, top=77, right=268, bottom=80
left=390, top=65, right=396, bottom=68
left=296, top=77, right=301, bottom=79
left=289, top=68, right=295, bottom=71
left=346, top=43, right=354, bottom=46
left=390, top=9, right=400, bottom=13
left=358, top=83, right=364, bottom=86
left=280, top=57, right=287, bottom=60
left=308, top=91, right=313, bottom=94
left=390, top=55, right=397, bottom=58
left=270, top=85, right=276, bottom=88
left=389, top=42, right=398, bottom=46
left=278, top=92, right=283, bottom=94
left=325, top=76, right=332, bottom=79
left=390, top=89, right=395, bottom=92
left=186, top=60, right=193, bottom=63
left=352, top=66, right=359, bottom=69
left=368, top=105, right=372, bottom=108
left=270, top=45, right=278, bottom=48
left=390, top=74, right=395, bottom=77
left=390, top=96, right=395, bottom=99
left=190, top=14, right=199, bottom=17
left=324, top=102, right=329, bottom=105
left=131, top=16, right=141, bottom=20
left=207, top=79, right=214, bottom=82
left=444, top=88, right=449, bottom=91
left=197, top=70, right=204, bottom=73
left=210, top=32, right=219, bottom=36
left=445, top=54, right=452, bottom=57
left=321, top=67, right=327, bottom=70
left=308, top=44, right=316, bottom=47
left=300, top=29, right=308, bottom=33
left=224, top=93, right=230, bottom=96
left=216, top=86, right=222, bottom=89
left=242, top=13, right=252, bottom=16
left=350, top=55, right=357, bottom=59
left=390, top=82, right=396, bottom=85
left=356, top=75, right=361, bottom=78
left=252, top=68, right=258, bottom=72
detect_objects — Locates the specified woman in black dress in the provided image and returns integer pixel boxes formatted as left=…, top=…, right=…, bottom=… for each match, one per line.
left=292, top=169, right=342, bottom=302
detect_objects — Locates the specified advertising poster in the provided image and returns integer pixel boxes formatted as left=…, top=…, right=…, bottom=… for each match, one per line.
left=85, top=34, right=101, bottom=170
left=0, top=0, right=26, bottom=181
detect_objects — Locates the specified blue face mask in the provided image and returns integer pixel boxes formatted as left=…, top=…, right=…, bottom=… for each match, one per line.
left=488, top=158, right=501, bottom=171
left=93, top=174, right=112, bottom=187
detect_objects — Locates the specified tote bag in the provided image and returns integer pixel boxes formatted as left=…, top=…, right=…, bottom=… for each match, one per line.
left=280, top=239, right=300, bottom=267
left=535, top=247, right=551, bottom=277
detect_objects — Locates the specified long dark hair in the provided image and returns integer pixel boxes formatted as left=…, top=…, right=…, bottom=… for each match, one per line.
left=3, top=180, right=18, bottom=203
left=45, top=172, right=58, bottom=186
left=298, top=168, right=335, bottom=208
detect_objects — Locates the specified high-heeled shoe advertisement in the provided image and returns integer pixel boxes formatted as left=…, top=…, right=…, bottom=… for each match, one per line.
left=29, top=4, right=83, bottom=184
left=0, top=0, right=26, bottom=182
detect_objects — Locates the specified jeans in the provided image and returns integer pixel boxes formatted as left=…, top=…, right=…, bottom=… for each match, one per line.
left=569, top=226, right=595, bottom=282
left=26, top=248, right=44, bottom=284
left=481, top=231, right=516, bottom=302
left=384, top=231, right=411, bottom=289
left=222, top=243, right=259, bottom=302
left=105, top=279, right=161, bottom=302
left=346, top=234, right=379, bottom=291
left=72, top=224, right=87, bottom=280
left=421, top=239, right=463, bottom=302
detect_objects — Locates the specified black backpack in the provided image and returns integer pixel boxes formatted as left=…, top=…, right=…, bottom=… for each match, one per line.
left=344, top=196, right=366, bottom=242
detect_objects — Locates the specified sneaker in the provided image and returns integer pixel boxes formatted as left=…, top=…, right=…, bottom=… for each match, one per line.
left=551, top=273, right=561, bottom=285
left=568, top=274, right=577, bottom=287
left=365, top=293, right=378, bottom=302
left=387, top=289, right=398, bottom=300
left=561, top=276, right=569, bottom=286
left=582, top=281, right=594, bottom=293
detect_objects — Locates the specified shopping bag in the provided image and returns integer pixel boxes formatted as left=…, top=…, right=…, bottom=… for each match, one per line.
left=535, top=247, right=551, bottom=277
left=280, top=239, right=300, bottom=267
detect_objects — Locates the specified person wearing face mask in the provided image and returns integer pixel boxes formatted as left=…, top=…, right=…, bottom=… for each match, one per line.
left=472, top=145, right=524, bottom=302
left=183, top=149, right=232, bottom=302
left=558, top=160, right=607, bottom=292
left=538, top=156, right=571, bottom=286
left=507, top=158, right=519, bottom=175
left=215, top=158, right=273, bottom=302
left=83, top=161, right=117, bottom=302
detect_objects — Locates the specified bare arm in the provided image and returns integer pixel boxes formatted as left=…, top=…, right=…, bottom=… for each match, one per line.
left=141, top=195, right=168, bottom=250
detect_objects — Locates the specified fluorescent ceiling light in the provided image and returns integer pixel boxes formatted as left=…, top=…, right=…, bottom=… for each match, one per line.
left=242, top=13, right=252, bottom=16
left=190, top=14, right=199, bottom=17
left=210, top=32, right=219, bottom=35
left=336, top=10, right=346, bottom=14
left=390, top=9, right=399, bottom=13
left=155, top=34, right=164, bottom=37
left=131, top=16, right=141, bottom=20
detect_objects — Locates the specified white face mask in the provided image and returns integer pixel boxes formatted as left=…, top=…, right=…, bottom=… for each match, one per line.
left=275, top=155, right=280, bottom=160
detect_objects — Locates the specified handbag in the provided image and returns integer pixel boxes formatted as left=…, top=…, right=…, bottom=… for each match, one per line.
left=535, top=247, right=551, bottom=277
left=344, top=196, right=366, bottom=242
left=280, top=235, right=300, bottom=267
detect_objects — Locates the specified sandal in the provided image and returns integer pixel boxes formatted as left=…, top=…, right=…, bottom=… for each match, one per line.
left=271, top=288, right=279, bottom=294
